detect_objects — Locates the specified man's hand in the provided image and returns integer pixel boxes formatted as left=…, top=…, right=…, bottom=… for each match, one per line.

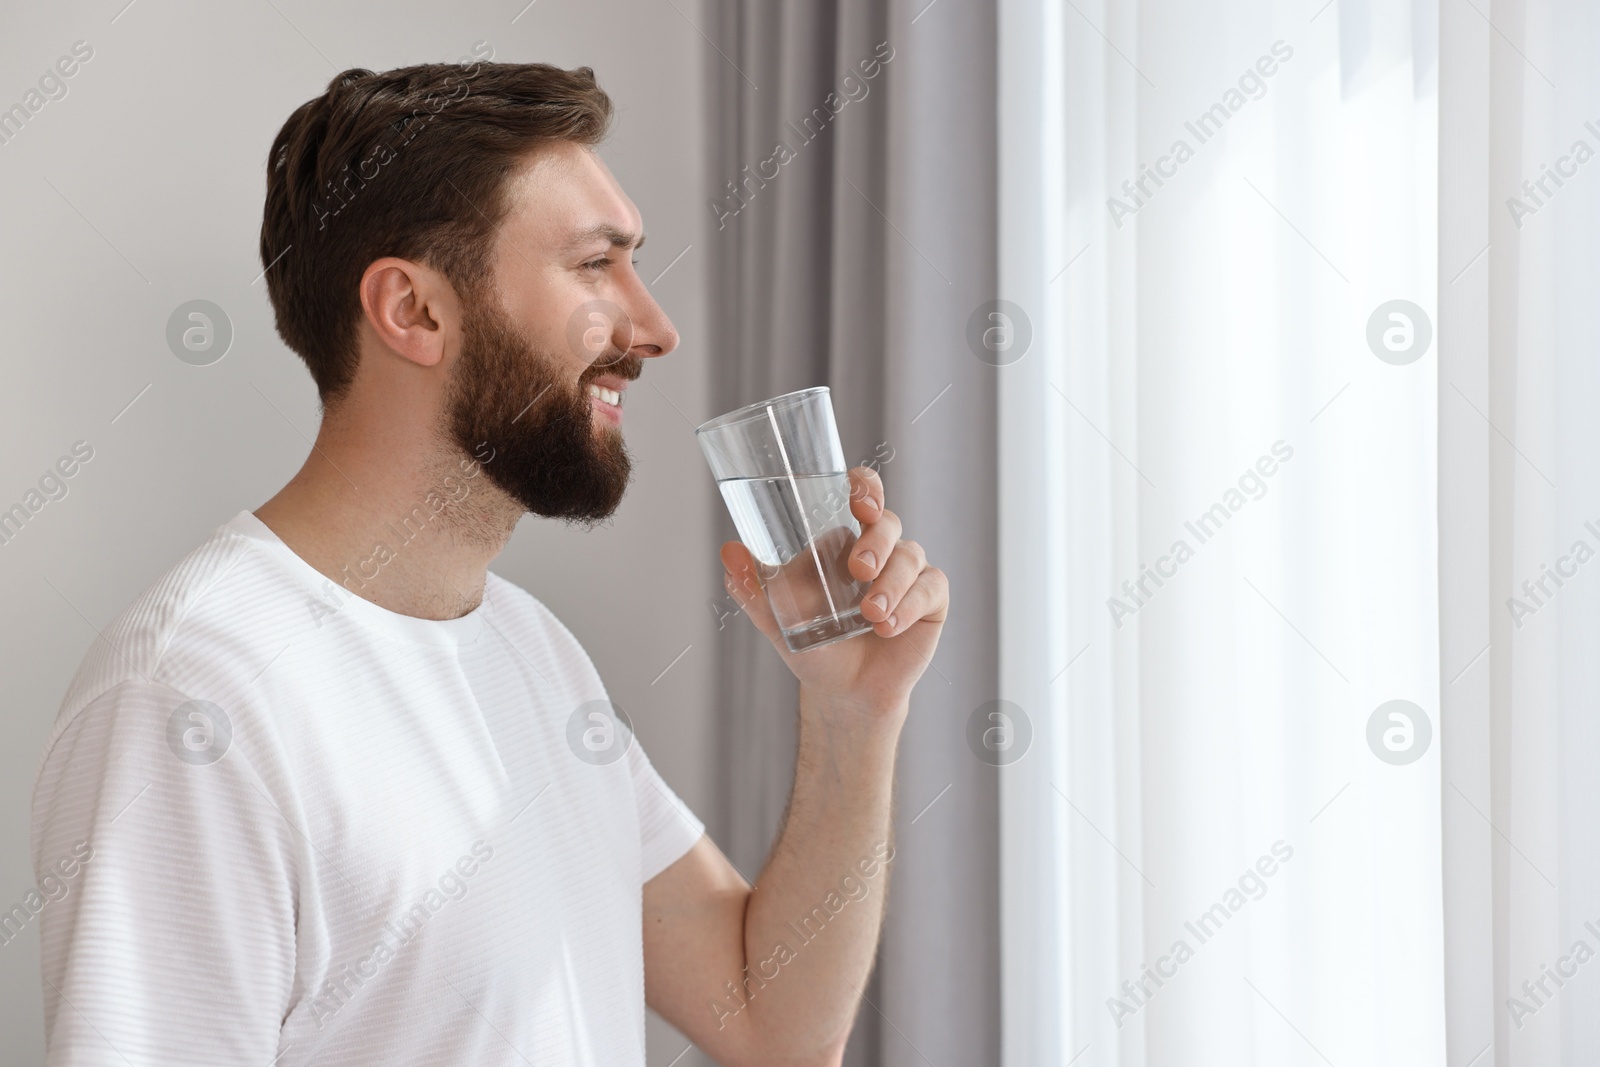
left=719, top=466, right=949, bottom=717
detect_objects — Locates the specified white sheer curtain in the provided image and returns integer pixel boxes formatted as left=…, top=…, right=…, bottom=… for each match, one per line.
left=1001, top=1, right=1445, bottom=1063
left=1442, top=0, right=1600, bottom=1063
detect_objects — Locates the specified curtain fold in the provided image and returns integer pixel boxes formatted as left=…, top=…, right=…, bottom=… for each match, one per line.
left=703, top=1, right=1001, bottom=1064
left=1443, top=1, right=1600, bottom=1063
left=1437, top=0, right=1495, bottom=1060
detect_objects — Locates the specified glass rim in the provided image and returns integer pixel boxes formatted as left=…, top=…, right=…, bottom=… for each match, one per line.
left=694, top=386, right=831, bottom=435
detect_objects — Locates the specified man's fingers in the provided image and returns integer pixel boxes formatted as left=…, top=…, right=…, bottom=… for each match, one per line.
left=866, top=563, right=948, bottom=637
left=859, top=540, right=927, bottom=629
left=848, top=507, right=902, bottom=582
left=719, top=541, right=782, bottom=642
left=848, top=467, right=885, bottom=524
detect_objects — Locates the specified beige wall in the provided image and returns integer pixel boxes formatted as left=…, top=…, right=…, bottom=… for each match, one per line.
left=0, top=3, right=718, bottom=1062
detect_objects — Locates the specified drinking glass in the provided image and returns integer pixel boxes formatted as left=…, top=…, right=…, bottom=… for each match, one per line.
left=696, top=387, right=874, bottom=652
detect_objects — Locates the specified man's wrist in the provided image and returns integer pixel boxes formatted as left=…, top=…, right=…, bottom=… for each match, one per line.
left=797, top=684, right=909, bottom=739
left=790, top=686, right=903, bottom=824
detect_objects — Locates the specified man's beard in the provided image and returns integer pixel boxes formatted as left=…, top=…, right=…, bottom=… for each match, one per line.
left=444, top=288, right=640, bottom=524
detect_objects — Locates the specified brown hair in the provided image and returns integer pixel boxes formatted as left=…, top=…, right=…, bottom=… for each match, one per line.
left=259, top=59, right=613, bottom=408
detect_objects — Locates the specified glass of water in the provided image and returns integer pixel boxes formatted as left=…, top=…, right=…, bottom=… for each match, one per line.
left=696, top=387, right=875, bottom=653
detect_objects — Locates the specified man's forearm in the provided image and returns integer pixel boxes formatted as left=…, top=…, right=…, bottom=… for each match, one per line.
left=735, top=685, right=904, bottom=1061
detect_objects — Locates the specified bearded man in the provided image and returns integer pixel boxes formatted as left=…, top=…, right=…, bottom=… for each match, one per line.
left=30, top=59, right=947, bottom=1067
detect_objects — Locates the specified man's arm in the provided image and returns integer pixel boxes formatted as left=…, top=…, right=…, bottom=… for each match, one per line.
left=32, top=681, right=296, bottom=1064
left=643, top=467, right=947, bottom=1067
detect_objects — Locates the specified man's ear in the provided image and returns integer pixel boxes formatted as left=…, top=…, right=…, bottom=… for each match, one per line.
left=358, top=257, right=460, bottom=370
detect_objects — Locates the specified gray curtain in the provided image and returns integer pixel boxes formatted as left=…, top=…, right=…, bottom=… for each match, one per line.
left=703, top=2, right=1001, bottom=1065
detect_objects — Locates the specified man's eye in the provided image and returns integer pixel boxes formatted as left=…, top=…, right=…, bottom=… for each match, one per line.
left=582, top=257, right=639, bottom=271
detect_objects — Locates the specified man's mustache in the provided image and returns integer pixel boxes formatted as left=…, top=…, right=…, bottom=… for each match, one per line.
left=583, top=351, right=644, bottom=382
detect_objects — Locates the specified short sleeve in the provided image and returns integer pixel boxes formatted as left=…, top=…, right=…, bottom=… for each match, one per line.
left=30, top=681, right=297, bottom=1066
left=625, top=740, right=705, bottom=883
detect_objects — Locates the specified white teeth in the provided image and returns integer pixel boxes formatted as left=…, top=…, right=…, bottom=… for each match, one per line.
left=586, top=384, right=621, bottom=406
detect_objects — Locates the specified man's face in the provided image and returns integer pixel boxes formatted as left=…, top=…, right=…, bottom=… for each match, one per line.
left=444, top=142, right=678, bottom=523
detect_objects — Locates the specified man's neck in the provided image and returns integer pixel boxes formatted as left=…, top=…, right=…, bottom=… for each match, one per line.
left=254, top=417, right=522, bottom=621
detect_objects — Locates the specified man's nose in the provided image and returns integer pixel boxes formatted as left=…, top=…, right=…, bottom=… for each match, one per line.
left=624, top=288, right=678, bottom=359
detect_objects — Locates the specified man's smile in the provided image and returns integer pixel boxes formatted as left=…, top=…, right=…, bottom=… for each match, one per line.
left=585, top=374, right=627, bottom=424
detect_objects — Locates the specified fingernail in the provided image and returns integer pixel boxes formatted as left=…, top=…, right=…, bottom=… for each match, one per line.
left=858, top=550, right=877, bottom=570
left=886, top=614, right=897, bottom=629
left=869, top=594, right=888, bottom=613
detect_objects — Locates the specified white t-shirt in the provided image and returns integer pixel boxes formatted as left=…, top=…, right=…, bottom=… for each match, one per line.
left=29, top=509, right=704, bottom=1066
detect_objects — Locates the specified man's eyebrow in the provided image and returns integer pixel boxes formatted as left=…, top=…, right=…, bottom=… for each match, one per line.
left=566, top=224, right=646, bottom=251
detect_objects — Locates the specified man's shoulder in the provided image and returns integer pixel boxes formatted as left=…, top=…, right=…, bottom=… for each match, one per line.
left=51, top=511, right=283, bottom=737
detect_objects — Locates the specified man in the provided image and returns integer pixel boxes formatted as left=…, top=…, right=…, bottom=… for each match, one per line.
left=30, top=59, right=947, bottom=1066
